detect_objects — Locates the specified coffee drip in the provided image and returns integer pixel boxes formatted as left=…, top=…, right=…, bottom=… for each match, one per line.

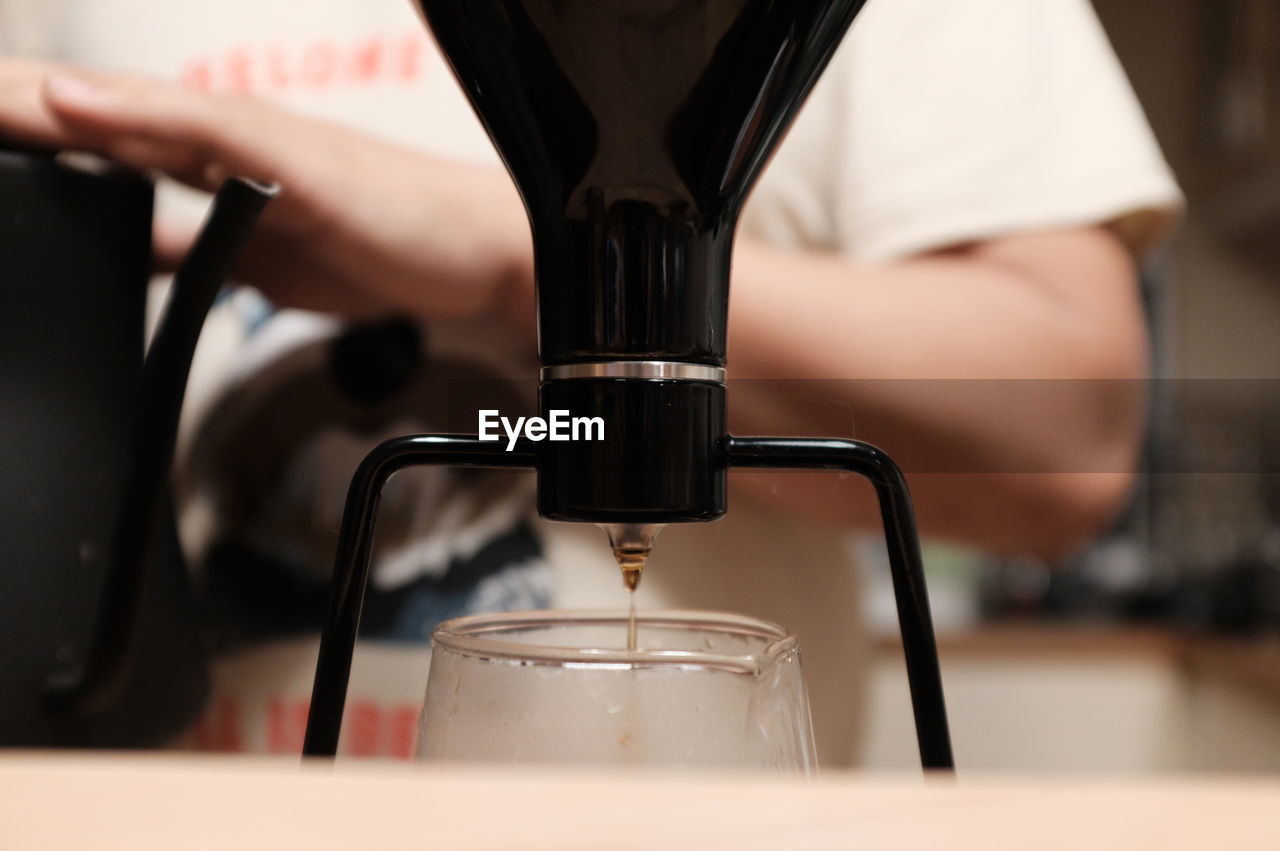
left=601, top=523, right=662, bottom=650
left=600, top=523, right=662, bottom=591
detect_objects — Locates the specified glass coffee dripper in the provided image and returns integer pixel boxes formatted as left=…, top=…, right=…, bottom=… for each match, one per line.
left=418, top=610, right=817, bottom=773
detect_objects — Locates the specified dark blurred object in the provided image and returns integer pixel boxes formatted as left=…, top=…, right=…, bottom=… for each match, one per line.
left=327, top=316, right=424, bottom=409
left=981, top=381, right=1280, bottom=635
left=43, top=175, right=276, bottom=722
left=1152, top=384, right=1280, bottom=634
left=1195, top=552, right=1280, bottom=636
left=0, top=144, right=272, bottom=745
left=1198, top=0, right=1280, bottom=249
left=1201, top=0, right=1277, bottom=163
left=0, top=144, right=206, bottom=746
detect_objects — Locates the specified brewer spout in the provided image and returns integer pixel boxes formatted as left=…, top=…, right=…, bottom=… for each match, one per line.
left=600, top=524, right=664, bottom=591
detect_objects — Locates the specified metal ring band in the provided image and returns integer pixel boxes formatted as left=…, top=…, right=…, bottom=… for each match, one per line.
left=541, top=361, right=726, bottom=384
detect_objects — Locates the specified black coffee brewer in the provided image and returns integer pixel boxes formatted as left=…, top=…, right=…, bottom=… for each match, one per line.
left=0, top=143, right=273, bottom=745
left=304, top=0, right=953, bottom=769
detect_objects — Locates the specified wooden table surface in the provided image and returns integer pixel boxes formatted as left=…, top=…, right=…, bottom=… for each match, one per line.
left=2, top=754, right=1279, bottom=849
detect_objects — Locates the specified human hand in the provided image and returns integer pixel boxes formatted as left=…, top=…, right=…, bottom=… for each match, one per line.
left=0, top=59, right=533, bottom=322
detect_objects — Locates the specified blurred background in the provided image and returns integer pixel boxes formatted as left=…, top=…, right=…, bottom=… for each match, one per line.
left=865, top=0, right=1280, bottom=774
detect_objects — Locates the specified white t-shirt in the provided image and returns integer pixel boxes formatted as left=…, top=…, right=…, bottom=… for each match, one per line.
left=28, top=0, right=1181, bottom=259
left=6, top=0, right=1181, bottom=764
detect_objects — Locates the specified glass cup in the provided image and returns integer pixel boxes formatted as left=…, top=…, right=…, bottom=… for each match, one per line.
left=418, top=610, right=816, bottom=774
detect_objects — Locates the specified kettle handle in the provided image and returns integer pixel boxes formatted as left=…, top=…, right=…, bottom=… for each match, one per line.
left=45, top=177, right=277, bottom=718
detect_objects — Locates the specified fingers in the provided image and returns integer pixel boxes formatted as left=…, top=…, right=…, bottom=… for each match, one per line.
left=0, top=58, right=276, bottom=190
left=0, top=58, right=70, bottom=146
left=42, top=71, right=226, bottom=146
left=40, top=71, right=265, bottom=184
left=3, top=58, right=360, bottom=210
left=0, top=59, right=224, bottom=188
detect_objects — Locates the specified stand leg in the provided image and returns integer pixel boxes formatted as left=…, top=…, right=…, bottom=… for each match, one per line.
left=303, top=435, right=533, bottom=757
left=728, top=436, right=954, bottom=771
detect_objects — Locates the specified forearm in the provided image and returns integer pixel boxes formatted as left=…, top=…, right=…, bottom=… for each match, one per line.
left=724, top=229, right=1149, bottom=557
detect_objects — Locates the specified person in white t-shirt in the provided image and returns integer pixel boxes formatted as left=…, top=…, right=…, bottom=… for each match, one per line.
left=0, top=0, right=1180, bottom=765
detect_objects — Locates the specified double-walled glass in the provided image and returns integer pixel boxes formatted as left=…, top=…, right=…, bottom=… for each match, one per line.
left=418, top=610, right=816, bottom=773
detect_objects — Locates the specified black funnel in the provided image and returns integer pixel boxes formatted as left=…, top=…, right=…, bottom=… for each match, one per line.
left=419, top=0, right=868, bottom=366
left=419, top=0, right=868, bottom=524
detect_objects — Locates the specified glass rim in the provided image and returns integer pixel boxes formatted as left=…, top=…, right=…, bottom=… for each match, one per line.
left=431, top=609, right=798, bottom=675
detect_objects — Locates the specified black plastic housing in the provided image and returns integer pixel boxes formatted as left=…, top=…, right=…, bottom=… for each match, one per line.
left=537, top=378, right=726, bottom=523
left=418, top=0, right=867, bottom=366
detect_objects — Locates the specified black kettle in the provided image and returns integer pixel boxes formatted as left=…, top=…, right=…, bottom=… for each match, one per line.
left=0, top=143, right=273, bottom=747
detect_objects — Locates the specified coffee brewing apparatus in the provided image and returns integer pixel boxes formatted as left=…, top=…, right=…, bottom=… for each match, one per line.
left=300, top=0, right=954, bottom=769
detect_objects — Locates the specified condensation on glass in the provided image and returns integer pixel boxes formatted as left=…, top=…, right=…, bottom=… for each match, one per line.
left=418, top=610, right=817, bottom=773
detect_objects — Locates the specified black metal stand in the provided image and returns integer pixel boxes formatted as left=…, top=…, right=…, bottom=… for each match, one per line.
left=303, top=435, right=535, bottom=757
left=303, top=433, right=953, bottom=771
left=727, top=437, right=953, bottom=770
